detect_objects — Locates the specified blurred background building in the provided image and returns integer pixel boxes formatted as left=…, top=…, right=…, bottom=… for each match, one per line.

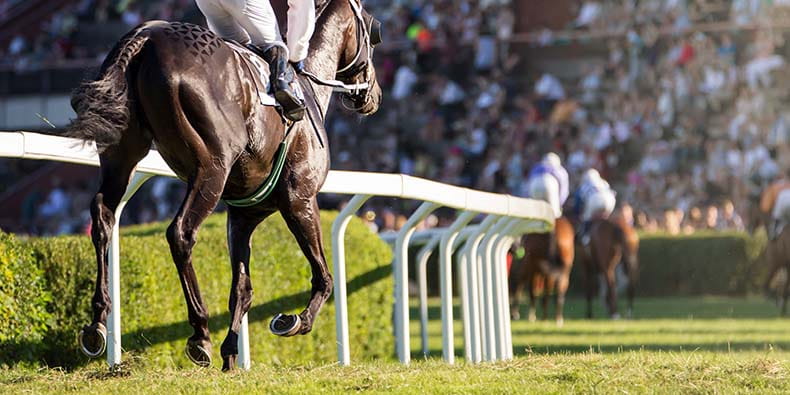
left=0, top=0, right=786, bottom=235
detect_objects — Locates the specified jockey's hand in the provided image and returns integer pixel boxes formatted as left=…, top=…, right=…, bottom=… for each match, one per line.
left=291, top=60, right=305, bottom=74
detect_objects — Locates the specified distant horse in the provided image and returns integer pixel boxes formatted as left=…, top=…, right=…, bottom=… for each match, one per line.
left=757, top=184, right=790, bottom=315
left=763, top=227, right=790, bottom=315
left=67, top=0, right=381, bottom=370
left=579, top=216, right=639, bottom=319
left=509, top=217, right=575, bottom=326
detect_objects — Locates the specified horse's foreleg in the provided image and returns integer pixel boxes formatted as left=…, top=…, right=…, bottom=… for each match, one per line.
left=508, top=262, right=525, bottom=320
left=556, top=274, right=569, bottom=327
left=782, top=265, right=790, bottom=316
left=273, top=196, right=332, bottom=336
left=220, top=207, right=270, bottom=371
left=79, top=139, right=150, bottom=358
left=527, top=278, right=537, bottom=322
left=626, top=264, right=636, bottom=319
left=167, top=168, right=227, bottom=367
left=542, top=275, right=553, bottom=321
left=604, top=267, right=619, bottom=319
left=584, top=263, right=596, bottom=319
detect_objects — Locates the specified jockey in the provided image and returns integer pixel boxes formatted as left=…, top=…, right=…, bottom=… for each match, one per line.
left=760, top=168, right=790, bottom=239
left=574, top=168, right=616, bottom=244
left=524, top=152, right=569, bottom=219
left=196, top=0, right=313, bottom=121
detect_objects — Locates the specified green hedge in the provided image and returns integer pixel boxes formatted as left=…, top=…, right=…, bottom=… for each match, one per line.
left=569, top=231, right=768, bottom=297
left=0, top=233, right=51, bottom=361
left=1, top=211, right=393, bottom=368
left=635, top=231, right=766, bottom=296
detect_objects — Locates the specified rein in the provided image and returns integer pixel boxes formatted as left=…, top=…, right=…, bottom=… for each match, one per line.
left=301, top=0, right=373, bottom=95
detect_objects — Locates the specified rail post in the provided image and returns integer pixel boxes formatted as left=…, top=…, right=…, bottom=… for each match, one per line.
left=461, top=214, right=499, bottom=363
left=394, top=201, right=440, bottom=364
left=439, top=211, right=476, bottom=363
left=330, top=194, right=372, bottom=366
left=416, top=233, right=442, bottom=357
left=107, top=171, right=152, bottom=368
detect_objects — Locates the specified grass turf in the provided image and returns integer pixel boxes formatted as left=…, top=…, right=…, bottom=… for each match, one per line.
left=2, top=297, right=789, bottom=393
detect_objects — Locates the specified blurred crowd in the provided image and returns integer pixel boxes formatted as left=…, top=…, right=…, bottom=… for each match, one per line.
left=4, top=0, right=790, bottom=235
left=1, top=0, right=195, bottom=70
left=327, top=0, right=790, bottom=235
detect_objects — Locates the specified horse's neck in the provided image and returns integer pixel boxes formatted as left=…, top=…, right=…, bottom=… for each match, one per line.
left=303, top=2, right=347, bottom=116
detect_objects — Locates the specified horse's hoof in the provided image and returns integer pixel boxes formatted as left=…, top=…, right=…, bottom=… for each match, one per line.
left=185, top=339, right=212, bottom=367
left=78, top=322, right=107, bottom=358
left=611, top=313, right=621, bottom=320
left=270, top=313, right=302, bottom=337
left=511, top=312, right=520, bottom=320
left=222, top=355, right=237, bottom=372
left=556, top=318, right=565, bottom=328
left=528, top=312, right=537, bottom=323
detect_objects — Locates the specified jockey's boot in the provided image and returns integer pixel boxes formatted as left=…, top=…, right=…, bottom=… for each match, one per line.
left=256, top=45, right=305, bottom=122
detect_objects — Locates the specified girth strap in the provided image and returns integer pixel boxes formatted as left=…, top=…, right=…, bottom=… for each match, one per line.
left=224, top=140, right=290, bottom=208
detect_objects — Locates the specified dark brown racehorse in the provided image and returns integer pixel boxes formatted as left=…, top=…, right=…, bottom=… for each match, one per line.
left=67, top=0, right=381, bottom=370
left=579, top=215, right=639, bottom=319
left=509, top=217, right=575, bottom=326
left=763, top=226, right=790, bottom=315
left=756, top=187, right=790, bottom=315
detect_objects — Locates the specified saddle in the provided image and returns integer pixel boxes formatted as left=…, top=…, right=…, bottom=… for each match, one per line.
left=223, top=40, right=307, bottom=118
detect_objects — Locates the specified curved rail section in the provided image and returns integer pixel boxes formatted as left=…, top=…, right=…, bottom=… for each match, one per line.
left=0, top=131, right=554, bottom=368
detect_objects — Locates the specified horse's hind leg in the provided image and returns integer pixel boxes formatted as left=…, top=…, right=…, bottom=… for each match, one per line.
left=220, top=207, right=272, bottom=371
left=508, top=259, right=526, bottom=320
left=542, top=275, right=554, bottom=321
left=555, top=273, right=569, bottom=327
left=167, top=167, right=228, bottom=367
left=527, top=278, right=537, bottom=322
left=782, top=264, right=790, bottom=316
left=604, top=267, right=619, bottom=319
left=584, top=261, right=596, bottom=319
left=271, top=195, right=332, bottom=336
left=79, top=131, right=151, bottom=358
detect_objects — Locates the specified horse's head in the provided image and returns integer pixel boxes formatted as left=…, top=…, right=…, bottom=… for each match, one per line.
left=334, top=0, right=382, bottom=115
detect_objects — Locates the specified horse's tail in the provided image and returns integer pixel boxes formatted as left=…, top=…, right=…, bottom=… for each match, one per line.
left=66, top=26, right=151, bottom=151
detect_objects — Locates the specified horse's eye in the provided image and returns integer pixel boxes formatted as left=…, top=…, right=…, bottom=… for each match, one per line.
left=369, top=18, right=382, bottom=46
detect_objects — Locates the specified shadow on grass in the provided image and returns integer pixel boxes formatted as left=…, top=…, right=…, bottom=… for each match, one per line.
left=1, top=264, right=391, bottom=370
left=416, top=340, right=790, bottom=359
left=412, top=297, right=787, bottom=321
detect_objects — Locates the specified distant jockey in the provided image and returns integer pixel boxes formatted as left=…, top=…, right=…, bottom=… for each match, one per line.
left=760, top=168, right=790, bottom=240
left=524, top=152, right=569, bottom=219
left=574, top=168, right=616, bottom=244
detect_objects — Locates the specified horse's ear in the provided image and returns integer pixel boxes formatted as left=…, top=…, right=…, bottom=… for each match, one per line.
left=369, top=17, right=382, bottom=46
left=362, top=13, right=382, bottom=46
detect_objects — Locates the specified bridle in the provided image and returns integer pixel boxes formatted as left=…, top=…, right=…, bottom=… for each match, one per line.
left=300, top=0, right=381, bottom=109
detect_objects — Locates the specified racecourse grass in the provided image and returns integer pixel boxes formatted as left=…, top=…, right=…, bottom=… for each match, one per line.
left=2, top=297, right=790, bottom=394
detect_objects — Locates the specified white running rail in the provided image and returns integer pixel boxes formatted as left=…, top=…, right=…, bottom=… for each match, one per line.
left=0, top=131, right=554, bottom=368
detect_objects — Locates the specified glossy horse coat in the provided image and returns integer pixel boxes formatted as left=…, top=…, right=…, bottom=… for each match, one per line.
left=509, top=217, right=575, bottom=326
left=579, top=216, right=639, bottom=319
left=68, top=0, right=381, bottom=370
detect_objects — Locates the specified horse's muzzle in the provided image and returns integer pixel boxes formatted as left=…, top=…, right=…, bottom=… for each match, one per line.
left=356, top=82, right=382, bottom=115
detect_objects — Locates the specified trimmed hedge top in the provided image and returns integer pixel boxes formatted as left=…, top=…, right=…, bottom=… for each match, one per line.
left=1, top=211, right=393, bottom=369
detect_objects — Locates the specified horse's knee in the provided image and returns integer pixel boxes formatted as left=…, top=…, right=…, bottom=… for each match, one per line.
left=232, top=276, right=254, bottom=312
left=167, top=221, right=197, bottom=262
left=90, top=194, right=115, bottom=243
left=313, top=272, right=333, bottom=298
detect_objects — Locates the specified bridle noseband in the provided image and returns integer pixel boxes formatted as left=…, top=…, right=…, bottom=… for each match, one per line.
left=301, top=0, right=381, bottom=109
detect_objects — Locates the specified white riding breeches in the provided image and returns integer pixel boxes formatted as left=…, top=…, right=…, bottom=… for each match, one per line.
left=527, top=173, right=562, bottom=218
left=196, top=0, right=315, bottom=62
left=582, top=189, right=615, bottom=221
left=773, top=189, right=790, bottom=221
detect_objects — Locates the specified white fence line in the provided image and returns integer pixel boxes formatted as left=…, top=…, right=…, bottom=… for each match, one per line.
left=0, top=131, right=554, bottom=368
